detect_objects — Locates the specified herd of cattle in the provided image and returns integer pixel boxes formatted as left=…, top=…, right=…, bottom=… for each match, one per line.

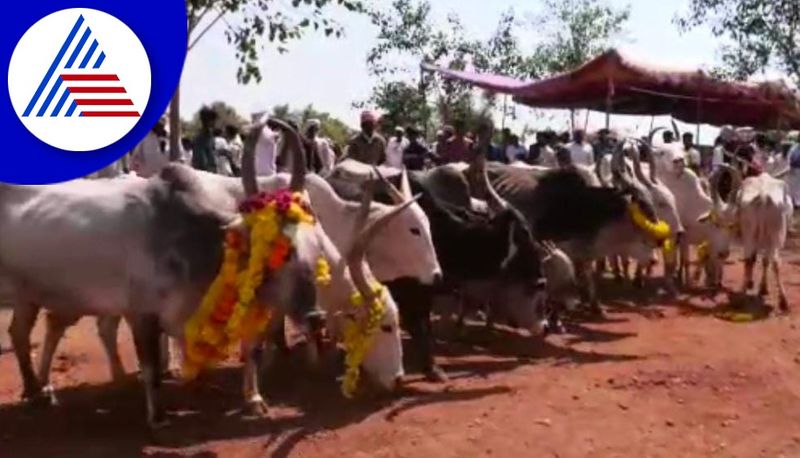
left=0, top=119, right=793, bottom=429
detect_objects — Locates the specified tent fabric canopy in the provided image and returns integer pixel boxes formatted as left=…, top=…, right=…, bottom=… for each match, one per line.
left=422, top=49, right=800, bottom=129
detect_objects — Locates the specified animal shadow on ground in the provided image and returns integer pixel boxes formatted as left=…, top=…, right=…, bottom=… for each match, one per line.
left=0, top=341, right=524, bottom=458
left=430, top=321, right=641, bottom=374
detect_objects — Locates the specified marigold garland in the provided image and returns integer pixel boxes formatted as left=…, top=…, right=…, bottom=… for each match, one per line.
left=182, top=189, right=316, bottom=380
left=341, top=283, right=387, bottom=398
left=628, top=202, right=671, bottom=241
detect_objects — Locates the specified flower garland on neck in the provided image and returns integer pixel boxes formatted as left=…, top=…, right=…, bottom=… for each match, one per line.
left=340, top=283, right=388, bottom=398
left=628, top=202, right=674, bottom=257
left=182, top=189, right=316, bottom=380
left=309, top=233, right=387, bottom=397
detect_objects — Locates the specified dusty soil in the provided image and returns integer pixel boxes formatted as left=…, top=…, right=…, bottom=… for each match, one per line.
left=2, top=243, right=800, bottom=457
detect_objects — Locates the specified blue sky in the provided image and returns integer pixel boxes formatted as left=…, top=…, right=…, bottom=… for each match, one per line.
left=181, top=0, right=730, bottom=141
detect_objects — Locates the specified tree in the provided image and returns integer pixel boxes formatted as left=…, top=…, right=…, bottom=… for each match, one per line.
left=528, top=0, right=631, bottom=129
left=184, top=101, right=248, bottom=138
left=677, top=0, right=800, bottom=84
left=167, top=0, right=365, bottom=159
left=363, top=0, right=530, bottom=136
left=269, top=104, right=354, bottom=146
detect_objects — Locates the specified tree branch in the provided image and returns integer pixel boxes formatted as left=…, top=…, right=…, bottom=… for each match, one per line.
left=189, top=9, right=227, bottom=51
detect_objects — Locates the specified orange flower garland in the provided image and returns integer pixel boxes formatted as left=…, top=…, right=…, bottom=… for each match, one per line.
left=182, top=189, right=316, bottom=380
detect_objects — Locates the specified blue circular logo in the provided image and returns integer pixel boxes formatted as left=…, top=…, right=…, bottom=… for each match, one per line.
left=2, top=1, right=187, bottom=184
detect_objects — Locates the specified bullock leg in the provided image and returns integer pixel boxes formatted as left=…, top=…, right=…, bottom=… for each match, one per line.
left=37, top=312, right=80, bottom=406
left=130, top=315, right=166, bottom=428
left=96, top=315, right=127, bottom=382
left=242, top=337, right=270, bottom=417
left=633, top=265, right=645, bottom=289
left=9, top=303, right=42, bottom=402
left=770, top=254, right=789, bottom=312
left=578, top=262, right=602, bottom=315
left=743, top=255, right=757, bottom=293
left=759, top=255, right=770, bottom=297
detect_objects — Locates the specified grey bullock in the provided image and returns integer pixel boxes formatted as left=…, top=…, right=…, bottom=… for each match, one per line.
left=1, top=119, right=406, bottom=428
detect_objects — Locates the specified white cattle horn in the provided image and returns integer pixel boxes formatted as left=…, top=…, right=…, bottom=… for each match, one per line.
left=629, top=140, right=655, bottom=190
left=240, top=122, right=263, bottom=197
left=347, top=192, right=422, bottom=301
left=266, top=118, right=306, bottom=193
left=400, top=167, right=413, bottom=200
left=372, top=166, right=404, bottom=205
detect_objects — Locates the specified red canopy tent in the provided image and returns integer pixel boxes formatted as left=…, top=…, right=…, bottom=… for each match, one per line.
left=422, top=49, right=800, bottom=130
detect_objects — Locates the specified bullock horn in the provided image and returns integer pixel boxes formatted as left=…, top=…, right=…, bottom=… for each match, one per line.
left=477, top=155, right=508, bottom=214
left=240, top=122, right=263, bottom=197
left=266, top=118, right=306, bottom=192
left=611, top=141, right=633, bottom=190
left=647, top=127, right=667, bottom=147
left=537, top=240, right=556, bottom=257
left=774, top=167, right=790, bottom=180
left=347, top=190, right=422, bottom=300
left=671, top=120, right=681, bottom=140
left=628, top=140, right=655, bottom=190
left=400, top=167, right=413, bottom=200
left=372, top=166, right=404, bottom=205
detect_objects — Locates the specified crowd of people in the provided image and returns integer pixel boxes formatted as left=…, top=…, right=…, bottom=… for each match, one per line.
left=94, top=107, right=800, bottom=207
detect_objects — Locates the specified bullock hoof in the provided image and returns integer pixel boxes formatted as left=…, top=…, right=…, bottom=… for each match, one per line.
left=745, top=280, right=754, bottom=291
left=244, top=398, right=270, bottom=418
left=424, top=366, right=449, bottom=383
left=23, top=388, right=55, bottom=407
left=758, top=284, right=768, bottom=297
left=779, top=297, right=789, bottom=313
left=147, top=411, right=169, bottom=430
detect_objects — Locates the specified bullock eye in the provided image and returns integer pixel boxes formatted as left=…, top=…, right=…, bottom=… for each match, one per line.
left=409, top=228, right=422, bottom=237
left=381, top=324, right=394, bottom=333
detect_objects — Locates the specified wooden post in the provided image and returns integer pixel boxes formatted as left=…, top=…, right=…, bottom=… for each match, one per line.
left=605, top=78, right=614, bottom=130
left=501, top=94, right=508, bottom=132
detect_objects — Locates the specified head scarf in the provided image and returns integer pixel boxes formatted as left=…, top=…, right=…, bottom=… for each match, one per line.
left=360, top=110, right=379, bottom=124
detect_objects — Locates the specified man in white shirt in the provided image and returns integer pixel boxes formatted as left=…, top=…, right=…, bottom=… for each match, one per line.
left=254, top=123, right=279, bottom=176
left=130, top=119, right=168, bottom=178
left=710, top=125, right=735, bottom=174
left=305, top=119, right=336, bottom=175
left=681, top=132, right=702, bottom=175
left=567, top=129, right=595, bottom=166
left=384, top=126, right=408, bottom=169
left=213, top=129, right=234, bottom=176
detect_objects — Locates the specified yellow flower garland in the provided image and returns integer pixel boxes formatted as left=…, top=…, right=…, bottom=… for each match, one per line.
left=341, top=283, right=387, bottom=398
left=628, top=202, right=674, bottom=257
left=182, top=190, right=316, bottom=380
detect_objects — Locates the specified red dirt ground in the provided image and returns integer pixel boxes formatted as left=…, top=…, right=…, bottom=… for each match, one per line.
left=2, top=242, right=800, bottom=457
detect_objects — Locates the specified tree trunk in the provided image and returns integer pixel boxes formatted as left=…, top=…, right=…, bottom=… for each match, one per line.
left=169, top=87, right=181, bottom=162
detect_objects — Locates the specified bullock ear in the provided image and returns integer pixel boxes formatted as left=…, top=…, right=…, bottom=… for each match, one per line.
left=697, top=212, right=712, bottom=224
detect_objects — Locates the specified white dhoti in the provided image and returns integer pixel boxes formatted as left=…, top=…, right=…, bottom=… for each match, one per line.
left=787, top=168, right=800, bottom=207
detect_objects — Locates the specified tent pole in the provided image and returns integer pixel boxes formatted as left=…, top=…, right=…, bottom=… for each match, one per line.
left=502, top=95, right=508, bottom=132
left=649, top=115, right=655, bottom=132
left=606, top=78, right=613, bottom=130
left=584, top=109, right=590, bottom=131
left=696, top=73, right=703, bottom=145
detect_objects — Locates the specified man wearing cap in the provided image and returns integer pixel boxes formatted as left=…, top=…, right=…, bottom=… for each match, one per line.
left=344, top=110, right=387, bottom=165
left=385, top=126, right=409, bottom=169
left=440, top=121, right=473, bottom=164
